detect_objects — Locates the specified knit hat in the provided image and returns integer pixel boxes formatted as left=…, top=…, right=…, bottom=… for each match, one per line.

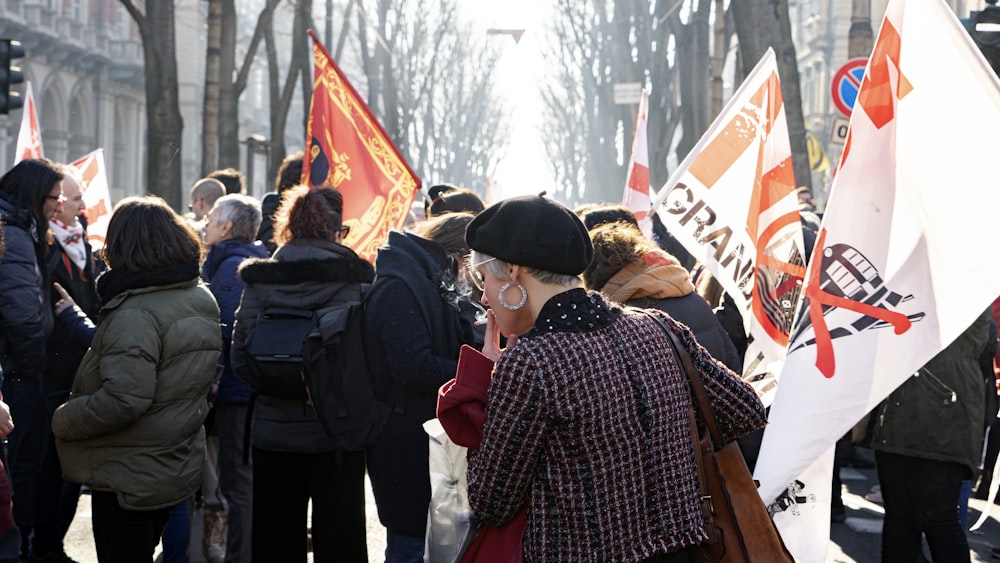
left=465, top=194, right=593, bottom=275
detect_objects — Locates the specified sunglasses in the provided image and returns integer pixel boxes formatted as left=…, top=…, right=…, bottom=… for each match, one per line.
left=468, top=257, right=496, bottom=292
left=339, top=225, right=351, bottom=237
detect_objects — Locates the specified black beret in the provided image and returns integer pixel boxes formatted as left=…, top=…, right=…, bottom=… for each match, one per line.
left=466, top=194, right=593, bottom=276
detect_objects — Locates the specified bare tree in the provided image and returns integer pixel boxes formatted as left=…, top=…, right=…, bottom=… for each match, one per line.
left=354, top=0, right=509, bottom=194
left=731, top=0, right=811, bottom=190
left=541, top=0, right=706, bottom=206
left=119, top=0, right=184, bottom=209
left=201, top=0, right=282, bottom=175
left=264, top=0, right=313, bottom=180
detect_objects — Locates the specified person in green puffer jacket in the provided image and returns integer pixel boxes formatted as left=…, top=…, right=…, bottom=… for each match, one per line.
left=868, top=309, right=991, bottom=563
left=52, top=196, right=221, bottom=563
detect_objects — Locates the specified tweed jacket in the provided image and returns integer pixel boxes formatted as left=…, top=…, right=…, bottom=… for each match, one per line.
left=467, top=289, right=766, bottom=562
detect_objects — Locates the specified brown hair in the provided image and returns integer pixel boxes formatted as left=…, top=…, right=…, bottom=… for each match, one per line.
left=409, top=212, right=474, bottom=256
left=584, top=221, right=658, bottom=291
left=102, top=196, right=202, bottom=272
left=273, top=186, right=344, bottom=246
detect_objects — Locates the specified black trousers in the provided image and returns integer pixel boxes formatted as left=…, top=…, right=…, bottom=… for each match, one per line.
left=91, top=491, right=169, bottom=563
left=876, top=450, right=970, bottom=563
left=251, top=448, right=367, bottom=563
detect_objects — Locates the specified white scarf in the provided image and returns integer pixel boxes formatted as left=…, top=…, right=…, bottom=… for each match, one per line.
left=50, top=219, right=87, bottom=273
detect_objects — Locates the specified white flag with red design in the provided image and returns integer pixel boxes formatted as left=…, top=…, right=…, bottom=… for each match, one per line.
left=67, top=149, right=113, bottom=249
left=650, top=48, right=806, bottom=407
left=14, top=81, right=43, bottom=164
left=753, top=0, right=1000, bottom=560
left=622, top=89, right=653, bottom=238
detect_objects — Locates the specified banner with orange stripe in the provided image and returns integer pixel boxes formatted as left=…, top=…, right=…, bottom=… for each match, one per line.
left=649, top=48, right=806, bottom=406
left=301, top=30, right=421, bottom=262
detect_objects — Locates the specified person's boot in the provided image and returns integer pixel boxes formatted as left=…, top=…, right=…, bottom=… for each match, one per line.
left=202, top=505, right=228, bottom=563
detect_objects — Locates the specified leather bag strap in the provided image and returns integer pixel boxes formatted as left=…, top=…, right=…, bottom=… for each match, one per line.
left=639, top=310, right=718, bottom=534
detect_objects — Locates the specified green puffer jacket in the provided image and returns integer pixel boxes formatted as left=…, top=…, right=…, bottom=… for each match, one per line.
left=53, top=276, right=221, bottom=511
left=868, top=309, right=991, bottom=476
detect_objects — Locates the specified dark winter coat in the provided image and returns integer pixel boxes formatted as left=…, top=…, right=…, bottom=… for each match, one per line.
left=868, top=309, right=991, bottom=476
left=599, top=252, right=742, bottom=372
left=46, top=234, right=100, bottom=392
left=364, top=230, right=474, bottom=537
left=255, top=193, right=280, bottom=255
left=202, top=238, right=269, bottom=405
left=0, top=195, right=53, bottom=382
left=52, top=264, right=221, bottom=510
left=232, top=239, right=375, bottom=453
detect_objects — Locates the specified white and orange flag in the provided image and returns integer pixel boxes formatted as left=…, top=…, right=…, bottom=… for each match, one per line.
left=14, top=81, right=42, bottom=164
left=622, top=88, right=653, bottom=238
left=754, top=0, right=1000, bottom=560
left=67, top=149, right=113, bottom=249
left=650, top=48, right=806, bottom=407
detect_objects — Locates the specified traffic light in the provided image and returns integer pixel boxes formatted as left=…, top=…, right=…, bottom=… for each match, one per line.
left=969, top=1, right=1000, bottom=78
left=0, top=39, right=23, bottom=115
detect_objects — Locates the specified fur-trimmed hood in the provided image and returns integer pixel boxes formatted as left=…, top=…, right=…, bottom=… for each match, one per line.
left=238, top=241, right=374, bottom=286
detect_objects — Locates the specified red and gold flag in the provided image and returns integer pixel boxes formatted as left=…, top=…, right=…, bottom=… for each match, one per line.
left=301, top=30, right=421, bottom=262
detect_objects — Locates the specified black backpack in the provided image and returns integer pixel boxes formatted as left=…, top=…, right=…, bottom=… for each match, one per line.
left=243, top=282, right=388, bottom=451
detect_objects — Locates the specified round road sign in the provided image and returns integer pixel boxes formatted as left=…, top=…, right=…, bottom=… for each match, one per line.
left=830, top=58, right=868, bottom=118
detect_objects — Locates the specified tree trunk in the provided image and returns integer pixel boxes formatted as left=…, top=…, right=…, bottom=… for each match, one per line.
left=202, top=0, right=222, bottom=176
left=676, top=0, right=712, bottom=160
left=217, top=0, right=239, bottom=169
left=266, top=0, right=310, bottom=182
left=120, top=0, right=184, bottom=210
left=732, top=0, right=811, bottom=190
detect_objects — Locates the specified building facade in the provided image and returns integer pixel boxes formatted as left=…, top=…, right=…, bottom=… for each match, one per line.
left=0, top=0, right=305, bottom=207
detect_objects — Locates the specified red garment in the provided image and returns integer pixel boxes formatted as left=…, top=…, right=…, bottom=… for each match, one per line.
left=438, top=345, right=526, bottom=563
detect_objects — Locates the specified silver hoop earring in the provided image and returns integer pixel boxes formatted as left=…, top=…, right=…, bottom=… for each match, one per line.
left=497, top=282, right=527, bottom=311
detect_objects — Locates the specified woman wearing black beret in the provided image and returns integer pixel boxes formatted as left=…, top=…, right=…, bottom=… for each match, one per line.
left=464, top=194, right=767, bottom=562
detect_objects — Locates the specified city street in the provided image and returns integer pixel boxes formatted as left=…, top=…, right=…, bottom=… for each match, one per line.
left=55, top=453, right=1000, bottom=563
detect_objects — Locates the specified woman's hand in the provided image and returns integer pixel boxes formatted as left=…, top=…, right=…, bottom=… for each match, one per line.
left=0, top=401, right=14, bottom=438
left=482, top=309, right=517, bottom=362
left=53, top=282, right=77, bottom=315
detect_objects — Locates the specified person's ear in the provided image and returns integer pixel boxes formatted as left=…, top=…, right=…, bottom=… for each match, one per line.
left=508, top=263, right=523, bottom=283
left=221, top=220, right=234, bottom=237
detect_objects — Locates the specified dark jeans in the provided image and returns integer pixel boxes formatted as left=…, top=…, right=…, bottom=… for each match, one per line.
left=251, top=448, right=367, bottom=563
left=876, top=450, right=970, bottom=563
left=30, top=389, right=81, bottom=558
left=91, top=491, right=169, bottom=563
left=2, top=376, right=46, bottom=559
left=216, top=403, right=253, bottom=563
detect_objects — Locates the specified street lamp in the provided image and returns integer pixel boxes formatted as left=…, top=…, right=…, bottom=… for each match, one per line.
left=486, top=29, right=525, bottom=44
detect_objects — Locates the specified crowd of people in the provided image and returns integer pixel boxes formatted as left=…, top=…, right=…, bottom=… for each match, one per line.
left=0, top=155, right=995, bottom=563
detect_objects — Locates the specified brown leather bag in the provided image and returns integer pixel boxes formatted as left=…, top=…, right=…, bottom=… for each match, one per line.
left=646, top=312, right=794, bottom=563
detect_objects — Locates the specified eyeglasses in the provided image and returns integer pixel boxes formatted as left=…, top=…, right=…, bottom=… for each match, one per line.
left=339, top=225, right=351, bottom=238
left=46, top=194, right=65, bottom=204
left=468, top=257, right=496, bottom=291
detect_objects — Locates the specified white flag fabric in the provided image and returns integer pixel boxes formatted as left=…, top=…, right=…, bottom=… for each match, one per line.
left=14, top=81, right=43, bottom=164
left=67, top=149, right=113, bottom=249
left=754, top=0, right=1000, bottom=560
left=623, top=89, right=653, bottom=238
left=650, top=48, right=806, bottom=406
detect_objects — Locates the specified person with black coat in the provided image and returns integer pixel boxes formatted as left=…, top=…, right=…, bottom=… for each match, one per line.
left=364, top=228, right=474, bottom=562
left=0, top=159, right=65, bottom=562
left=583, top=221, right=742, bottom=372
left=232, top=186, right=372, bottom=563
